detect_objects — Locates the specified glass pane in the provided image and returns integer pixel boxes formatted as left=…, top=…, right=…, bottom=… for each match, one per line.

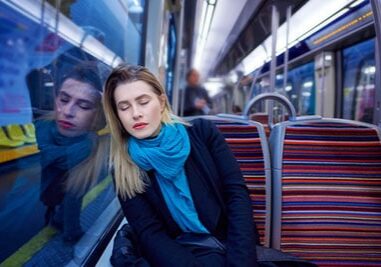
left=0, top=0, right=146, bottom=265
left=58, top=0, right=145, bottom=64
left=275, top=61, right=316, bottom=116
left=342, top=38, right=375, bottom=123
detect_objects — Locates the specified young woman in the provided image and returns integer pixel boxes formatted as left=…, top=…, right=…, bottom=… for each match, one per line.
left=35, top=63, right=108, bottom=243
left=103, top=64, right=258, bottom=266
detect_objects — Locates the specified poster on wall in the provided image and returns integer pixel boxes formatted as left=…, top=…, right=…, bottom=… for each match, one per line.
left=0, top=1, right=73, bottom=126
left=0, top=34, right=32, bottom=127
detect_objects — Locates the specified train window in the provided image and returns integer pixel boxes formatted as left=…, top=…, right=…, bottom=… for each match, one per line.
left=248, top=76, right=269, bottom=113
left=342, top=38, right=375, bottom=123
left=0, top=0, right=146, bottom=266
left=275, top=61, right=316, bottom=116
left=53, top=0, right=146, bottom=65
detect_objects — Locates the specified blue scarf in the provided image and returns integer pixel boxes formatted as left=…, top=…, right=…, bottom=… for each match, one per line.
left=128, top=123, right=208, bottom=233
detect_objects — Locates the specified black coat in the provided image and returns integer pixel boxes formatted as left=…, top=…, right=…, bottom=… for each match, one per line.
left=183, top=85, right=212, bottom=116
left=119, top=119, right=257, bottom=267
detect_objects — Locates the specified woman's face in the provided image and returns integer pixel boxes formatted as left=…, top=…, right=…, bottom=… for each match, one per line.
left=114, top=80, right=165, bottom=139
left=55, top=78, right=100, bottom=137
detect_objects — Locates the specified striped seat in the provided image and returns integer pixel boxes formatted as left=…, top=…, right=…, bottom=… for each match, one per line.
left=187, top=115, right=272, bottom=246
left=250, top=113, right=271, bottom=137
left=270, top=118, right=381, bottom=266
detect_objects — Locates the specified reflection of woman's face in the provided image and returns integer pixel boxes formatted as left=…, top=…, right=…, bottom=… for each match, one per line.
left=55, top=78, right=100, bottom=137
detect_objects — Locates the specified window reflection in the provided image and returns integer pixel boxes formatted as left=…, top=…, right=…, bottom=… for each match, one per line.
left=35, top=63, right=108, bottom=243
left=251, top=61, right=316, bottom=117
left=342, top=38, right=375, bottom=123
left=0, top=0, right=147, bottom=265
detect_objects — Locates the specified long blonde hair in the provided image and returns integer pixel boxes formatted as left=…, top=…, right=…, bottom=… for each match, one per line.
left=103, top=64, right=182, bottom=199
left=65, top=98, right=109, bottom=195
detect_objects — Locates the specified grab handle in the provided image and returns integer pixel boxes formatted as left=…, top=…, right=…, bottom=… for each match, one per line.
left=243, top=93, right=297, bottom=126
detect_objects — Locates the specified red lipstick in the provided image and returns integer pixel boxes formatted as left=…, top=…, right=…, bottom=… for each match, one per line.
left=58, top=120, right=75, bottom=129
left=133, top=122, right=148, bottom=129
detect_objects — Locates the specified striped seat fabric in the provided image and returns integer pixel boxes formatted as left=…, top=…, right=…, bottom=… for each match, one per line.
left=270, top=119, right=381, bottom=266
left=188, top=116, right=271, bottom=246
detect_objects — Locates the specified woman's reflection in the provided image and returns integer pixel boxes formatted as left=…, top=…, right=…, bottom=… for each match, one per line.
left=35, top=63, right=107, bottom=244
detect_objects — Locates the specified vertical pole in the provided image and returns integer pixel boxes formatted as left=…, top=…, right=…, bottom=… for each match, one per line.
left=320, top=52, right=326, bottom=116
left=172, top=0, right=185, bottom=115
left=269, top=4, right=279, bottom=93
left=268, top=3, right=279, bottom=125
left=370, top=0, right=381, bottom=126
left=282, top=6, right=291, bottom=94
left=281, top=5, right=291, bottom=121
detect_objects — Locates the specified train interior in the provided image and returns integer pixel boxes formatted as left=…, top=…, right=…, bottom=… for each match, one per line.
left=0, top=0, right=380, bottom=266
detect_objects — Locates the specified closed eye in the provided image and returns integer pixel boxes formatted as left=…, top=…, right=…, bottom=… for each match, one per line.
left=59, top=97, right=70, bottom=104
left=119, top=104, right=130, bottom=111
left=78, top=100, right=95, bottom=110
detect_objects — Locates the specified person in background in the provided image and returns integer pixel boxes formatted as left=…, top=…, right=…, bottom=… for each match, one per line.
left=103, top=64, right=258, bottom=266
left=35, top=63, right=108, bottom=243
left=183, top=68, right=212, bottom=116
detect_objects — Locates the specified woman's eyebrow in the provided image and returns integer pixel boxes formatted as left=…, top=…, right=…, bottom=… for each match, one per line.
left=58, top=91, right=71, bottom=98
left=117, top=94, right=151, bottom=105
left=135, top=94, right=151, bottom=101
left=117, top=99, right=131, bottom=106
left=59, top=90, right=97, bottom=105
left=77, top=99, right=96, bottom=106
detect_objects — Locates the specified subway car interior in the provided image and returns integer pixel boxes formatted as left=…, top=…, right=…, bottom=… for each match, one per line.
left=0, top=0, right=380, bottom=266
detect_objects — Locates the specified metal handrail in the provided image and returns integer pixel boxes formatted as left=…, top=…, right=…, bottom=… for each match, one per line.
left=242, top=93, right=297, bottom=127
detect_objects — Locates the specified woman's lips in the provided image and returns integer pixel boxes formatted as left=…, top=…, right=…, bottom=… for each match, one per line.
left=133, top=122, right=148, bottom=129
left=58, top=120, right=75, bottom=129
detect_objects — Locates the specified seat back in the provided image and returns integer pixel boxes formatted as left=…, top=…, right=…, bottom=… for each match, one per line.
left=249, top=113, right=290, bottom=137
left=0, top=127, right=24, bottom=147
left=23, top=123, right=36, bottom=139
left=6, top=124, right=36, bottom=144
left=269, top=117, right=381, bottom=266
left=187, top=115, right=272, bottom=246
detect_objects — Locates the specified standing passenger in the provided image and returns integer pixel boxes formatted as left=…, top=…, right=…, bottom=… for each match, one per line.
left=103, top=64, right=258, bottom=266
left=183, top=68, right=212, bottom=116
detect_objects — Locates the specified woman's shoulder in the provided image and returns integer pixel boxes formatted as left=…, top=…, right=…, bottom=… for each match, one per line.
left=187, top=117, right=214, bottom=128
left=185, top=118, right=217, bottom=141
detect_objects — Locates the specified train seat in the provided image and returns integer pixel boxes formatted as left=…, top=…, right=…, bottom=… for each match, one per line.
left=0, top=127, right=24, bottom=147
left=249, top=113, right=289, bottom=137
left=269, top=117, right=381, bottom=266
left=6, top=124, right=36, bottom=144
left=22, top=123, right=37, bottom=141
left=186, top=115, right=272, bottom=247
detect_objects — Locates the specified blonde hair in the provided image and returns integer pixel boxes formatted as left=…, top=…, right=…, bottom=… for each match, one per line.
left=103, top=64, right=185, bottom=199
left=65, top=98, right=108, bottom=195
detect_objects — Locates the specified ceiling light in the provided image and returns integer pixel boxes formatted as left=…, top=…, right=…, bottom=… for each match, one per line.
left=194, top=0, right=217, bottom=69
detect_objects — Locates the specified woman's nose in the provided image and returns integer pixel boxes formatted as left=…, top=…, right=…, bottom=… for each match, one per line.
left=132, top=106, right=142, bottom=120
left=63, top=103, right=76, bottom=118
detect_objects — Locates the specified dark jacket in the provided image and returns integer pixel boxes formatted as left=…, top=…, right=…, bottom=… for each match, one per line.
left=183, top=85, right=212, bottom=116
left=119, top=119, right=257, bottom=267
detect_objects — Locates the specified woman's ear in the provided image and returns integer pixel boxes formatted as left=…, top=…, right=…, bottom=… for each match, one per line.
left=159, top=94, right=166, bottom=112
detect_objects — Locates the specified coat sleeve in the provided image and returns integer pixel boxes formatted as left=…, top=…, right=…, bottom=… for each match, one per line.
left=119, top=192, right=202, bottom=267
left=196, top=119, right=258, bottom=267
